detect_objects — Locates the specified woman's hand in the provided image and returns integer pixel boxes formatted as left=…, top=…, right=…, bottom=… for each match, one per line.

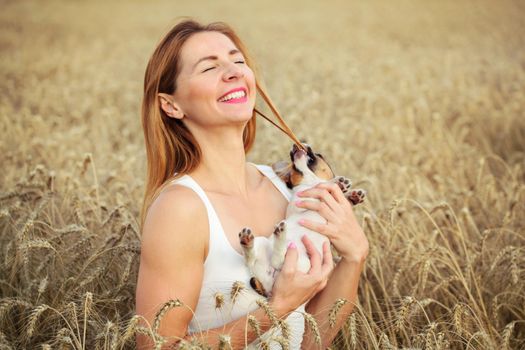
left=295, top=182, right=369, bottom=263
left=269, top=235, right=334, bottom=316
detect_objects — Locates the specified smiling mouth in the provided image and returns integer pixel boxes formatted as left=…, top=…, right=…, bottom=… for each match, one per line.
left=218, top=89, right=247, bottom=102
left=219, top=95, right=248, bottom=104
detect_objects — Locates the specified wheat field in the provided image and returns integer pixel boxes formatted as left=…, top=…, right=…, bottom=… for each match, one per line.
left=1, top=0, right=524, bottom=349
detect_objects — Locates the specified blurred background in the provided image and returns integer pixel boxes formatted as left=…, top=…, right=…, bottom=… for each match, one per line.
left=1, top=0, right=524, bottom=349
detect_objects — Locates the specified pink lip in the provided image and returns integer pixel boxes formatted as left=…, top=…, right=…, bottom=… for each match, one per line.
left=218, top=87, right=247, bottom=103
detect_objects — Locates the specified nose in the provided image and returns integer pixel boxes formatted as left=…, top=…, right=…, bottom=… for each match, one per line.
left=223, top=61, right=244, bottom=81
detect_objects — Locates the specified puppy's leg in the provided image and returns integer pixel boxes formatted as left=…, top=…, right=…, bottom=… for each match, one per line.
left=271, top=220, right=287, bottom=270
left=238, top=227, right=256, bottom=270
left=347, top=188, right=366, bottom=205
left=239, top=228, right=271, bottom=297
left=331, top=176, right=352, bottom=194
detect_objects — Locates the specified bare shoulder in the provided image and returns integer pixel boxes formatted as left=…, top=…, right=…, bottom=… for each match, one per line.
left=140, top=182, right=208, bottom=261
left=135, top=182, right=209, bottom=347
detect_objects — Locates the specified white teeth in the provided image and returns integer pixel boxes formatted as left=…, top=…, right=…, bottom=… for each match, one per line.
left=218, top=90, right=246, bottom=102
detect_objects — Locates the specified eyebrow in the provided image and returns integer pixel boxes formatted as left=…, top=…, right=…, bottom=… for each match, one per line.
left=192, top=49, right=242, bottom=72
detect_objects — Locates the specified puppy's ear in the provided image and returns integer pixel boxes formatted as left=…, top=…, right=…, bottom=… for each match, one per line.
left=272, top=161, right=293, bottom=189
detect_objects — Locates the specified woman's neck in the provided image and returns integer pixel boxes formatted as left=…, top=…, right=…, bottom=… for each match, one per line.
left=188, top=126, right=255, bottom=198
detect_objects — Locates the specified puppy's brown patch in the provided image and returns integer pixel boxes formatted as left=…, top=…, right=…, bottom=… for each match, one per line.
left=313, top=156, right=335, bottom=180
left=250, top=277, right=268, bottom=297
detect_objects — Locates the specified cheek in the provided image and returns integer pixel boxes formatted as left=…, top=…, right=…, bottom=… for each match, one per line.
left=181, top=80, right=218, bottom=116
left=246, top=68, right=256, bottom=90
left=188, top=78, right=216, bottom=101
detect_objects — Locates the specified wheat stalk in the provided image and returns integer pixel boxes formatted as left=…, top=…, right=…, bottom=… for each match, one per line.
left=153, top=299, right=183, bottom=334
left=247, top=314, right=261, bottom=338
left=348, top=312, right=357, bottom=349
left=379, top=332, right=394, bottom=350
left=103, top=320, right=118, bottom=350
left=256, top=299, right=278, bottom=326
left=452, top=303, right=468, bottom=337
left=26, top=304, right=50, bottom=338
left=0, top=330, right=12, bottom=349
left=82, top=291, right=93, bottom=350
left=424, top=322, right=437, bottom=349
left=230, top=281, right=245, bottom=305
left=509, top=249, right=519, bottom=285
left=272, top=335, right=289, bottom=350
left=0, top=298, right=32, bottom=320
left=120, top=314, right=141, bottom=345
left=328, top=298, right=348, bottom=328
left=259, top=340, right=270, bottom=350
left=218, top=334, right=232, bottom=350
left=278, top=319, right=290, bottom=340
left=500, top=321, right=517, bottom=350
left=55, top=328, right=75, bottom=349
left=37, top=276, right=49, bottom=298
left=214, top=292, right=225, bottom=310
left=395, top=296, right=415, bottom=333
left=490, top=246, right=515, bottom=271
left=302, top=312, right=321, bottom=346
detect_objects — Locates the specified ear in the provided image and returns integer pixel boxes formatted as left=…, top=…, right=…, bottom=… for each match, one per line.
left=272, top=161, right=293, bottom=189
left=158, top=93, right=184, bottom=119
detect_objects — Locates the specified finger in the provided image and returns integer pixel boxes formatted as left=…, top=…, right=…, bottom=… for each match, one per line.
left=301, top=235, right=322, bottom=273
left=321, top=241, right=335, bottom=275
left=296, top=199, right=337, bottom=222
left=297, top=187, right=341, bottom=212
left=315, top=182, right=348, bottom=206
left=298, top=219, right=335, bottom=240
left=280, top=242, right=298, bottom=276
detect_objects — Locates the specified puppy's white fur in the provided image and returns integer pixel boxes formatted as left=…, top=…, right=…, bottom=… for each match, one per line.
left=241, top=151, right=335, bottom=296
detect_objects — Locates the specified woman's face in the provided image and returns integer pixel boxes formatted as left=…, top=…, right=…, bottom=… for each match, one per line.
left=171, top=31, right=256, bottom=128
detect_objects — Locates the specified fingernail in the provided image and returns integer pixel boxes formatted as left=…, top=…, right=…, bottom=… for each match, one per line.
left=288, top=242, right=296, bottom=249
left=298, top=219, right=305, bottom=225
left=297, top=191, right=303, bottom=196
left=295, top=200, right=302, bottom=206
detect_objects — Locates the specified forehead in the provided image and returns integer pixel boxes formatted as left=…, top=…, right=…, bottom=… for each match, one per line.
left=180, top=31, right=240, bottom=71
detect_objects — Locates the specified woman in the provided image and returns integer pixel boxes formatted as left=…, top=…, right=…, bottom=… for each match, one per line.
left=135, top=18, right=369, bottom=349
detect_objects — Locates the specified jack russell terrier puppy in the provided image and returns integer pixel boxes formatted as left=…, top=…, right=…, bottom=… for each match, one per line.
left=238, top=142, right=366, bottom=297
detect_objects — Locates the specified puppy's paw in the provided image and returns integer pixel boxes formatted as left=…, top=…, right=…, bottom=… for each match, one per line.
left=347, top=189, right=366, bottom=205
left=334, top=176, right=352, bottom=194
left=273, top=220, right=286, bottom=238
left=239, top=227, right=254, bottom=248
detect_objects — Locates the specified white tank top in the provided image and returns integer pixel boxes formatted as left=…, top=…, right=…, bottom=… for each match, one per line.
left=169, top=162, right=305, bottom=349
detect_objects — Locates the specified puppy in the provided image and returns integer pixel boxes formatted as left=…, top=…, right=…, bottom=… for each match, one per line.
left=238, top=142, right=366, bottom=297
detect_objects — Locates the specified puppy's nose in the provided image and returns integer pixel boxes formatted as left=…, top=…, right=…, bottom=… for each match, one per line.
left=293, top=148, right=306, bottom=161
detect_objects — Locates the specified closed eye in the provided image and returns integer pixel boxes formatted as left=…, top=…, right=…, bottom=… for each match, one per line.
left=202, top=60, right=245, bottom=73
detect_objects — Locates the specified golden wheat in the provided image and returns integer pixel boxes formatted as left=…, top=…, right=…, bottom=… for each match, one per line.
left=302, top=312, right=321, bottom=346
left=0, top=1, right=523, bottom=349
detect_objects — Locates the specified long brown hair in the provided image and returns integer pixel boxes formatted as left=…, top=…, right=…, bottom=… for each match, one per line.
left=140, top=18, right=304, bottom=229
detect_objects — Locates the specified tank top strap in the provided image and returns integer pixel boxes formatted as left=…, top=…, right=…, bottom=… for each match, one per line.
left=166, top=174, right=229, bottom=267
left=249, top=162, right=293, bottom=202
left=167, top=174, right=216, bottom=216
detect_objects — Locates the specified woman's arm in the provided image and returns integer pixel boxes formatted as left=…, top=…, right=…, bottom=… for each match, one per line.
left=178, top=240, right=322, bottom=349
left=135, top=185, right=333, bottom=350
left=302, top=255, right=366, bottom=349
left=293, top=182, right=370, bottom=349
